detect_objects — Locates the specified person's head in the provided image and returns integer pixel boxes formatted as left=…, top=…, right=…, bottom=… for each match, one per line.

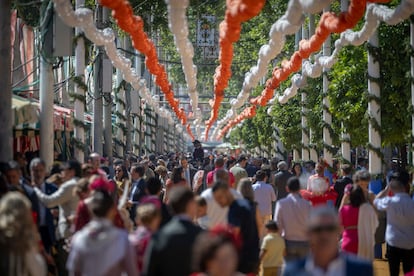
left=195, top=196, right=207, bottom=218
left=341, top=164, right=352, bottom=176
left=237, top=155, right=247, bottom=168
left=115, top=165, right=128, bottom=181
left=29, top=158, right=47, bottom=186
left=180, top=157, right=189, bottom=169
left=315, top=162, right=325, bottom=176
left=147, top=177, right=162, bottom=196
left=81, top=163, right=94, bottom=178
left=214, top=157, right=225, bottom=168
left=348, top=184, right=366, bottom=208
left=130, top=164, right=145, bottom=181
left=213, top=169, right=230, bottom=186
left=168, top=186, right=196, bottom=217
left=89, top=152, right=101, bottom=169
left=74, top=177, right=90, bottom=200
left=353, top=170, right=371, bottom=192
left=135, top=203, right=161, bottom=232
left=277, top=161, right=288, bottom=172
left=212, top=181, right=233, bottom=208
left=14, top=152, right=27, bottom=169
left=307, top=207, right=340, bottom=266
left=61, top=160, right=82, bottom=181
left=0, top=192, right=37, bottom=254
left=287, top=176, right=300, bottom=193
left=237, top=178, right=254, bottom=202
left=171, top=166, right=184, bottom=183
left=389, top=171, right=410, bottom=193
left=292, top=163, right=302, bottom=176
left=90, top=189, right=115, bottom=219
left=192, top=228, right=239, bottom=276
left=255, top=170, right=267, bottom=182
left=154, top=165, right=168, bottom=178
left=6, top=161, right=21, bottom=185
left=265, top=220, right=279, bottom=234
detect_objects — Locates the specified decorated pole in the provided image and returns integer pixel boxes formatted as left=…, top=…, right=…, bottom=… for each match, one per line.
left=308, top=14, right=318, bottom=162
left=115, top=61, right=125, bottom=157
left=340, top=0, right=351, bottom=164
left=322, top=6, right=333, bottom=167
left=133, top=49, right=141, bottom=156
left=92, top=4, right=104, bottom=155
left=301, top=23, right=310, bottom=161
left=73, top=0, right=86, bottom=162
left=411, top=17, right=414, bottom=166
left=367, top=31, right=382, bottom=178
left=39, top=2, right=54, bottom=169
left=0, top=1, right=13, bottom=162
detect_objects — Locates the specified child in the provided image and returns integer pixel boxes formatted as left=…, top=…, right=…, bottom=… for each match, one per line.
left=260, top=220, right=285, bottom=276
left=195, top=196, right=209, bottom=229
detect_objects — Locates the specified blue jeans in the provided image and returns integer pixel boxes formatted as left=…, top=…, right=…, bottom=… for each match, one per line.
left=284, top=240, right=309, bottom=262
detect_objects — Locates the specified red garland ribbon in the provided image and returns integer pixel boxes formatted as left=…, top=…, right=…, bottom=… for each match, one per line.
left=204, top=0, right=266, bottom=141
left=100, top=0, right=189, bottom=132
left=219, top=0, right=390, bottom=139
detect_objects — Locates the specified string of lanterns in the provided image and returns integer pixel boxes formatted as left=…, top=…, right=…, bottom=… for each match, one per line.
left=204, top=0, right=266, bottom=140
left=100, top=0, right=188, bottom=126
left=52, top=0, right=189, bottom=139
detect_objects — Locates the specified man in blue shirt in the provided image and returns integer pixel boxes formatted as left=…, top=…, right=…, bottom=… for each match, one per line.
left=374, top=171, right=414, bottom=276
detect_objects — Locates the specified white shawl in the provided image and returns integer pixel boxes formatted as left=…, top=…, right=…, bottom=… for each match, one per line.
left=357, top=203, right=379, bottom=260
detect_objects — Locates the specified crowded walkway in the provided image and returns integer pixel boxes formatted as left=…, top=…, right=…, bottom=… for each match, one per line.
left=1, top=152, right=414, bottom=276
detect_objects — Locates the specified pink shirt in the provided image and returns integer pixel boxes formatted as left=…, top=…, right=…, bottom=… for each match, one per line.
left=206, top=167, right=235, bottom=187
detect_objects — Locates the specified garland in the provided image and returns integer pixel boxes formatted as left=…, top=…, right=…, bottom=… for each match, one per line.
left=366, top=142, right=384, bottom=160
left=99, top=0, right=188, bottom=126
left=205, top=0, right=266, bottom=139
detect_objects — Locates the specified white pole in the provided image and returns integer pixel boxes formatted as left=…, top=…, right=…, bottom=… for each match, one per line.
left=368, top=31, right=382, bottom=175
left=0, top=1, right=13, bottom=162
left=39, top=54, right=54, bottom=169
left=340, top=0, right=351, bottom=164
left=74, top=0, right=85, bottom=162
left=308, top=14, right=318, bottom=162
left=301, top=23, right=309, bottom=161
left=323, top=6, right=333, bottom=167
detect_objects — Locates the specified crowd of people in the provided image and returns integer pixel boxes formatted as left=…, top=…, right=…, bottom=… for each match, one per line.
left=0, top=150, right=414, bottom=276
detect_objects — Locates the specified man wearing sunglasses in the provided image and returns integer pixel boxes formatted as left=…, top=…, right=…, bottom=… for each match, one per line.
left=283, top=207, right=373, bottom=276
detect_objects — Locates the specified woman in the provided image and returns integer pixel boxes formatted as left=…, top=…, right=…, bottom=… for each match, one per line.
left=339, top=184, right=378, bottom=260
left=114, top=165, right=130, bottom=198
left=129, top=203, right=161, bottom=273
left=164, top=166, right=187, bottom=203
left=291, top=163, right=306, bottom=189
left=237, top=178, right=263, bottom=238
left=0, top=192, right=46, bottom=275
left=192, top=226, right=244, bottom=276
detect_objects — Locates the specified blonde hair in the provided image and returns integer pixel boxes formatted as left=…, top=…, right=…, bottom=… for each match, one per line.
left=136, top=204, right=160, bottom=226
left=0, top=192, right=38, bottom=254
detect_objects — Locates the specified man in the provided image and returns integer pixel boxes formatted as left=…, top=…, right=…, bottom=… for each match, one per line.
left=374, top=172, right=414, bottom=276
left=333, top=164, right=353, bottom=209
left=275, top=177, right=311, bottom=261
left=67, top=190, right=138, bottom=276
left=201, top=169, right=242, bottom=228
left=212, top=181, right=260, bottom=274
left=192, top=139, right=204, bottom=163
left=230, top=155, right=248, bottom=188
left=34, top=160, right=81, bottom=276
left=29, top=158, right=58, bottom=253
left=6, top=160, right=39, bottom=217
left=144, top=187, right=202, bottom=276
left=283, top=207, right=373, bottom=275
left=253, top=170, right=276, bottom=229
left=129, top=164, right=147, bottom=221
left=180, top=157, right=197, bottom=189
left=88, top=152, right=101, bottom=170
left=274, top=161, right=293, bottom=201
left=260, top=221, right=285, bottom=276
left=140, top=160, right=155, bottom=182
left=206, top=156, right=235, bottom=187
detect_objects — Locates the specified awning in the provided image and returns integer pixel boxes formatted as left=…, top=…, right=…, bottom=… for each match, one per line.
left=12, top=95, right=39, bottom=126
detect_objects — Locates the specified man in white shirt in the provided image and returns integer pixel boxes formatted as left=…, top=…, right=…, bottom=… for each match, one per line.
left=201, top=169, right=241, bottom=228
left=275, top=177, right=311, bottom=261
left=253, top=170, right=276, bottom=233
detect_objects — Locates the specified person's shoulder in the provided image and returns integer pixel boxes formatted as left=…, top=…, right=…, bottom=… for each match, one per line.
left=201, top=188, right=212, bottom=197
